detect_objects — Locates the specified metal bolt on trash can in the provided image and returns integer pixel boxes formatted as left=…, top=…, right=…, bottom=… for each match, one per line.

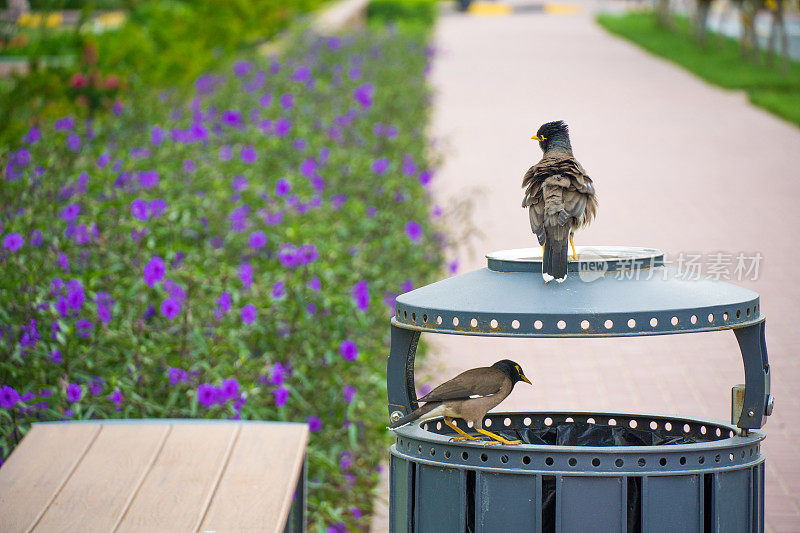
left=387, top=247, right=770, bottom=533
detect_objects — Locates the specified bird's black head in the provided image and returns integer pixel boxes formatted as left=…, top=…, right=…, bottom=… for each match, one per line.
left=491, top=359, right=532, bottom=386
left=531, top=120, right=571, bottom=153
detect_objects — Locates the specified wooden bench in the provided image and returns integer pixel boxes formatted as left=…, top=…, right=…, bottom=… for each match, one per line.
left=0, top=420, right=308, bottom=532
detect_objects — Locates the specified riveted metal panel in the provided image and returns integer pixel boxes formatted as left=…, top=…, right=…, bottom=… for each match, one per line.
left=641, top=475, right=701, bottom=533
left=414, top=464, right=466, bottom=533
left=559, top=476, right=624, bottom=532
left=475, top=472, right=538, bottom=532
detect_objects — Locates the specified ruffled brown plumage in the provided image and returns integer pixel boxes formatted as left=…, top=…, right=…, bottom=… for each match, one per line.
left=522, top=121, right=598, bottom=281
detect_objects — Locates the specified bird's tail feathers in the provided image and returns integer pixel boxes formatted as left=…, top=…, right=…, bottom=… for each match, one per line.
left=543, top=226, right=569, bottom=282
left=387, top=402, right=439, bottom=429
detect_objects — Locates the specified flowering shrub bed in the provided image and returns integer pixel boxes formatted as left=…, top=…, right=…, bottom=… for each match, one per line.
left=0, top=26, right=443, bottom=530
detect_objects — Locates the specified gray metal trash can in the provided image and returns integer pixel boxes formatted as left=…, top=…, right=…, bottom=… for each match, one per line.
left=387, top=247, right=771, bottom=532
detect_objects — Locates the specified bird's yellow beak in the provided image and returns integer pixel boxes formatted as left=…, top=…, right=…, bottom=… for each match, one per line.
left=520, top=374, right=532, bottom=385
left=531, top=135, right=546, bottom=141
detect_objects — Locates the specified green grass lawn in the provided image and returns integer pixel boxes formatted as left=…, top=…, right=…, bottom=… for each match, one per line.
left=597, top=11, right=800, bottom=127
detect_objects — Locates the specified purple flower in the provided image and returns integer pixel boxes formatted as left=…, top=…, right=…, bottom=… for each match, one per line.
left=340, top=339, right=359, bottom=362
left=96, top=293, right=113, bottom=324
left=76, top=319, right=93, bottom=338
left=160, top=298, right=181, bottom=320
left=138, top=170, right=159, bottom=189
left=232, top=175, right=248, bottom=192
left=168, top=367, right=188, bottom=385
left=352, top=280, right=369, bottom=312
left=130, top=199, right=149, bottom=221
left=66, top=280, right=85, bottom=311
left=402, top=155, right=417, bottom=176
left=238, top=262, right=253, bottom=289
left=241, top=304, right=257, bottom=325
left=24, top=126, right=41, bottom=145
left=55, top=296, right=69, bottom=318
left=219, top=145, right=233, bottom=161
left=28, top=229, right=42, bottom=247
left=59, top=203, right=81, bottom=222
left=144, top=256, right=166, bottom=287
left=307, top=416, right=322, bottom=432
left=233, top=60, right=252, bottom=77
left=89, top=378, right=104, bottom=396
left=272, top=281, right=285, bottom=299
left=50, top=349, right=63, bottom=364
left=197, top=384, right=218, bottom=408
left=270, top=362, right=287, bottom=386
left=405, top=221, right=423, bottom=243
left=108, top=389, right=123, bottom=410
left=66, top=383, right=83, bottom=403
left=292, top=66, right=311, bottom=83
left=164, top=279, right=185, bottom=302
left=3, top=233, right=23, bottom=252
left=300, top=158, right=317, bottom=178
left=353, top=84, right=374, bottom=109
left=279, top=93, right=294, bottom=109
left=306, top=303, right=316, bottom=315
left=148, top=199, right=167, bottom=218
left=371, top=158, right=390, bottom=176
left=0, top=385, right=19, bottom=409
left=150, top=126, right=164, bottom=147
left=57, top=252, right=70, bottom=272
left=221, top=378, right=240, bottom=401
left=273, top=385, right=289, bottom=407
left=274, top=119, right=291, bottom=137
left=419, top=169, right=433, bottom=186
left=308, top=277, right=321, bottom=292
left=217, top=291, right=231, bottom=314
left=222, top=110, right=243, bottom=128
left=240, top=145, right=257, bottom=164
left=259, top=93, right=272, bottom=107
left=343, top=385, right=356, bottom=403
left=275, top=178, right=291, bottom=197
left=66, top=132, right=81, bottom=152
left=367, top=206, right=377, bottom=217
left=183, top=159, right=196, bottom=173
left=448, top=259, right=459, bottom=274
left=98, top=153, right=110, bottom=167
left=54, top=116, right=74, bottom=131
left=229, top=205, right=249, bottom=232
left=249, top=231, right=267, bottom=249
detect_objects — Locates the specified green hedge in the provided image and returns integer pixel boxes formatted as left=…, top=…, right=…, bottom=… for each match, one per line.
left=0, top=0, right=328, bottom=146
left=597, top=12, right=800, bottom=127
left=367, top=0, right=438, bottom=26
left=0, top=26, right=444, bottom=530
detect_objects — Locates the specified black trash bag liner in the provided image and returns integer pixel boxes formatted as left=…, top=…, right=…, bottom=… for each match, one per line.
left=491, top=422, right=695, bottom=533
left=498, top=421, right=697, bottom=446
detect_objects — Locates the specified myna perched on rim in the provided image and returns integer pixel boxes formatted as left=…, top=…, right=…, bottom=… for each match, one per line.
left=388, top=359, right=532, bottom=445
left=522, top=120, right=598, bottom=283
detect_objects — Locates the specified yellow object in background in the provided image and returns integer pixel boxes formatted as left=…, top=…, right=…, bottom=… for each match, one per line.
left=544, top=3, right=583, bottom=15
left=468, top=1, right=513, bottom=16
left=45, top=13, right=63, bottom=27
left=96, top=11, right=127, bottom=30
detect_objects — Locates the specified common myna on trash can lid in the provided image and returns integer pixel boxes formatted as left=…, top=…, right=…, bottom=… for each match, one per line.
left=522, top=120, right=598, bottom=283
left=388, top=360, right=532, bottom=445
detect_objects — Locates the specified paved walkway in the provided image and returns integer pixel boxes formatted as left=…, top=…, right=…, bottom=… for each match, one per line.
left=372, top=2, right=800, bottom=531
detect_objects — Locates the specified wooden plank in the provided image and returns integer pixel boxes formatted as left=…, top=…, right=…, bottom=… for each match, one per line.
left=34, top=424, right=169, bottom=532
left=0, top=424, right=101, bottom=533
left=199, top=424, right=309, bottom=533
left=114, top=424, right=237, bottom=532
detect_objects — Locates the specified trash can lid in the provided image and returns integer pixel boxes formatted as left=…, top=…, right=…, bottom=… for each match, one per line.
left=393, top=246, right=761, bottom=337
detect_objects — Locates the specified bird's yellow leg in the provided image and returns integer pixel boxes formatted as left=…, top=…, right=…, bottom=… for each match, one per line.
left=476, top=428, right=522, bottom=446
left=444, top=418, right=481, bottom=441
left=569, top=234, right=577, bottom=260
